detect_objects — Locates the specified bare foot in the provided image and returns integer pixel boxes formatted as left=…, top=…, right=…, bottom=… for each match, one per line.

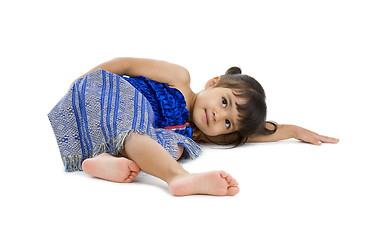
left=82, top=153, right=140, bottom=183
left=168, top=171, right=240, bottom=196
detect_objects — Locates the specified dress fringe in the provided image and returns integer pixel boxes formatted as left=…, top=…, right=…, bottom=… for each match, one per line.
left=49, top=69, right=202, bottom=172
left=62, top=131, right=133, bottom=172
left=61, top=129, right=201, bottom=172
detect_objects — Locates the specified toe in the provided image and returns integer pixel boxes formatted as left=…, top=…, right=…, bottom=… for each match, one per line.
left=218, top=171, right=230, bottom=179
left=228, top=177, right=239, bottom=186
left=219, top=171, right=238, bottom=186
left=128, top=161, right=141, bottom=172
left=225, top=174, right=234, bottom=183
left=227, top=186, right=240, bottom=196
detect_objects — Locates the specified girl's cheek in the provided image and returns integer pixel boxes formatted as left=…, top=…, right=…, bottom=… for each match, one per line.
left=210, top=127, right=222, bottom=136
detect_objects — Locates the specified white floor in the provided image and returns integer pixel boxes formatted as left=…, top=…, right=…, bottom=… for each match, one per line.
left=1, top=1, right=365, bottom=239
left=2, top=132, right=365, bottom=239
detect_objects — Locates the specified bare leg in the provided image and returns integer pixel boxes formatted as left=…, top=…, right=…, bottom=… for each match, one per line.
left=82, top=153, right=140, bottom=183
left=123, top=133, right=240, bottom=196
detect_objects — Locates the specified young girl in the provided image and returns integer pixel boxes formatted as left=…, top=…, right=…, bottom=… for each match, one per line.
left=48, top=57, right=338, bottom=196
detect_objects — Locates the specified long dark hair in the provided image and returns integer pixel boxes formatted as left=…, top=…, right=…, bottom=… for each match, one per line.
left=203, top=67, right=277, bottom=147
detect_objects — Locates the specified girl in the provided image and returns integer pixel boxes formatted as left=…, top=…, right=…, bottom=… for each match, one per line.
left=48, top=57, right=338, bottom=196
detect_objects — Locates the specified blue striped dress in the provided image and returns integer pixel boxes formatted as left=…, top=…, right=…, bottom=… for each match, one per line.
left=48, top=69, right=201, bottom=172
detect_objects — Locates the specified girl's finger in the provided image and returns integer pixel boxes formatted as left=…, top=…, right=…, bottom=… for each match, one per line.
left=304, top=134, right=322, bottom=145
left=319, top=135, right=339, bottom=144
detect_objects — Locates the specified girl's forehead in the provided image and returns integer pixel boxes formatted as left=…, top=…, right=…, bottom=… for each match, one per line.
left=229, top=89, right=247, bottom=105
left=209, top=87, right=247, bottom=104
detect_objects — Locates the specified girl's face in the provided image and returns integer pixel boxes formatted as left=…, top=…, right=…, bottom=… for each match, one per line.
left=191, top=78, right=243, bottom=136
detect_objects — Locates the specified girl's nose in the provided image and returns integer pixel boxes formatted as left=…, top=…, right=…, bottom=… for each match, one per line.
left=213, top=111, right=218, bottom=121
left=213, top=110, right=224, bottom=122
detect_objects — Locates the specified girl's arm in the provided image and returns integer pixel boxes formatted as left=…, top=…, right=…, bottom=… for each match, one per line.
left=76, top=57, right=190, bottom=87
left=248, top=124, right=339, bottom=145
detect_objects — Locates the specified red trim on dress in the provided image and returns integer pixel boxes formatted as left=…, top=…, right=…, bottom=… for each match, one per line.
left=164, top=122, right=189, bottom=130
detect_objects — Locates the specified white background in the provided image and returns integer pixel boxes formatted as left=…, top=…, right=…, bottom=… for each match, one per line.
left=1, top=0, right=365, bottom=239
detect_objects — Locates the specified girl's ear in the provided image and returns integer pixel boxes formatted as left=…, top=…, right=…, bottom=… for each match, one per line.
left=205, top=76, right=220, bottom=89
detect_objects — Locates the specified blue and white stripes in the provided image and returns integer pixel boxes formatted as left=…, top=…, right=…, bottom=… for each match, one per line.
left=48, top=69, right=201, bottom=172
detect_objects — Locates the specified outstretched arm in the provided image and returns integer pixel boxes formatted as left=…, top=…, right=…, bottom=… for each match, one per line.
left=248, top=124, right=339, bottom=145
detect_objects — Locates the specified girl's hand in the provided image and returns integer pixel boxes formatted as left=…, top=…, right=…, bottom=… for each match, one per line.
left=293, top=126, right=339, bottom=145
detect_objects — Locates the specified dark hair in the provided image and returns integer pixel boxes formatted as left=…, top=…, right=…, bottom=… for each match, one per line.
left=205, top=66, right=277, bottom=147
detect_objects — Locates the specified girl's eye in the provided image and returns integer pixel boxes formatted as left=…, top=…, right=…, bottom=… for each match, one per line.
left=222, top=98, right=228, bottom=107
left=225, top=119, right=231, bottom=129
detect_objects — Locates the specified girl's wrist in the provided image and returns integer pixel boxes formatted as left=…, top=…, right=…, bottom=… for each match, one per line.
left=285, top=124, right=299, bottom=139
left=291, top=125, right=304, bottom=140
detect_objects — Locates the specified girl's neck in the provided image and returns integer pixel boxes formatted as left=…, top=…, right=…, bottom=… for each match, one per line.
left=172, top=83, right=197, bottom=122
left=186, top=92, right=197, bottom=122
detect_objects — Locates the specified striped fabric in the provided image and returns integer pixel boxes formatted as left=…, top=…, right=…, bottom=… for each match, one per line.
left=48, top=69, right=201, bottom=172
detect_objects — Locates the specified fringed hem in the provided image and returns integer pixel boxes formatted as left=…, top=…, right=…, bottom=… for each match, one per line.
left=62, top=155, right=84, bottom=172
left=61, top=129, right=202, bottom=172
left=177, top=138, right=202, bottom=160
left=61, top=130, right=140, bottom=172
